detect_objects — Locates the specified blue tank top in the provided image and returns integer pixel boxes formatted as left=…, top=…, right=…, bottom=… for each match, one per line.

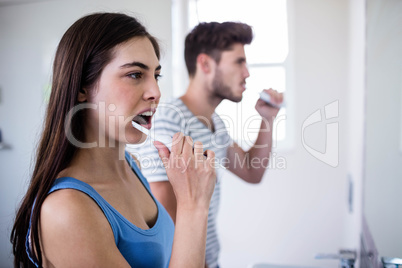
left=26, top=151, right=174, bottom=267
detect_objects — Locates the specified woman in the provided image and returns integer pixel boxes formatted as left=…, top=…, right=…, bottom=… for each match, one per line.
left=10, top=13, right=216, bottom=267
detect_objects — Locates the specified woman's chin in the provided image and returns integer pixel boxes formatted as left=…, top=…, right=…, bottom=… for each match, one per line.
left=126, top=133, right=148, bottom=145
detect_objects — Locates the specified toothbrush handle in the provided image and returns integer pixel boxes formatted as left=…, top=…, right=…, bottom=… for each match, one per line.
left=259, top=91, right=284, bottom=108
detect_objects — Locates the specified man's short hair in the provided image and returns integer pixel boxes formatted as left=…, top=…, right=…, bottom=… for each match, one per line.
left=184, top=21, right=253, bottom=77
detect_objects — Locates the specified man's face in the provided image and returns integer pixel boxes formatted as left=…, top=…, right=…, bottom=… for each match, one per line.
left=211, top=43, right=250, bottom=102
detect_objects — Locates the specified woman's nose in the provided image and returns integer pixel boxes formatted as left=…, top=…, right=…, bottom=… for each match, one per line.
left=143, top=78, right=161, bottom=102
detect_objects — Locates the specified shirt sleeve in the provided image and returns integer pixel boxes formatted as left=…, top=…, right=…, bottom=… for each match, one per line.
left=133, top=107, right=183, bottom=183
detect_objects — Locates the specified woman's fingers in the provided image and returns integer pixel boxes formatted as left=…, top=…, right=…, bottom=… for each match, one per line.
left=153, top=141, right=170, bottom=168
left=163, top=134, right=215, bottom=174
left=171, top=132, right=185, bottom=156
left=203, top=149, right=215, bottom=160
left=182, top=136, right=194, bottom=158
left=193, top=141, right=204, bottom=163
left=163, top=136, right=216, bottom=209
left=203, top=149, right=216, bottom=169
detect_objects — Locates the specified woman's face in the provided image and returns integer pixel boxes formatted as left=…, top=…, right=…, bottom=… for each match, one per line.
left=85, top=37, right=161, bottom=146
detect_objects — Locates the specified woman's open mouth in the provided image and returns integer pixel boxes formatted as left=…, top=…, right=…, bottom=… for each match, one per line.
left=132, top=110, right=154, bottom=129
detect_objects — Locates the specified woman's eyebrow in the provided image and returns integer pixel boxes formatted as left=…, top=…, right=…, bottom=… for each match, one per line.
left=120, top=61, right=161, bottom=71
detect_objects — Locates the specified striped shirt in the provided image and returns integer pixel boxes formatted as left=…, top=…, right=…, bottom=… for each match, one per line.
left=132, top=98, right=232, bottom=268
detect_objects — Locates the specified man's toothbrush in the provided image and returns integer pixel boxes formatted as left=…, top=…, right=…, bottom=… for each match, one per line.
left=132, top=121, right=225, bottom=169
left=259, top=91, right=285, bottom=109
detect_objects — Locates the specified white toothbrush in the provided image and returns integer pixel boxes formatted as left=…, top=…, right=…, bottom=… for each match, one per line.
left=132, top=121, right=225, bottom=169
left=259, top=91, right=285, bottom=109
left=131, top=121, right=173, bottom=151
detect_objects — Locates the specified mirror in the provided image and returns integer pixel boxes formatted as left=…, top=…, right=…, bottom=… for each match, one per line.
left=364, top=0, right=402, bottom=259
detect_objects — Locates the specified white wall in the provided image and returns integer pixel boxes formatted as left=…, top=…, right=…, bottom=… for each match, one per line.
left=345, top=0, right=366, bottom=266
left=0, top=1, right=171, bottom=266
left=217, top=0, right=363, bottom=267
left=364, top=0, right=402, bottom=257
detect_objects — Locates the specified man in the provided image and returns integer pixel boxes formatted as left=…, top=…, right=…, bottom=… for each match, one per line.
left=138, top=22, right=283, bottom=268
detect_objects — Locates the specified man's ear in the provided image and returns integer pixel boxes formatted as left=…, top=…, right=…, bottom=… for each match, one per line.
left=196, top=53, right=214, bottom=74
left=77, top=88, right=88, bottom=102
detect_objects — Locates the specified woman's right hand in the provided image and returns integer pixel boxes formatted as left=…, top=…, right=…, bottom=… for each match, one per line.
left=154, top=132, right=216, bottom=267
left=153, top=132, right=216, bottom=211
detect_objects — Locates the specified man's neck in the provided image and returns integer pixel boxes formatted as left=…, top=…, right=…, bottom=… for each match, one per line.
left=180, top=81, right=222, bottom=131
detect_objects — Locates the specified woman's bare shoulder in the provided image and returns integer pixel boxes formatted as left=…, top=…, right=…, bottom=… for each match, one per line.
left=39, top=189, right=129, bottom=267
left=41, top=188, right=100, bottom=224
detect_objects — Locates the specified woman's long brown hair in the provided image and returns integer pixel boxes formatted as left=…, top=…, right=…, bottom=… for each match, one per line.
left=10, top=12, right=160, bottom=267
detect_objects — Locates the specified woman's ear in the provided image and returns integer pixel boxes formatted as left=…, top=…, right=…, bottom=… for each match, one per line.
left=77, top=88, right=88, bottom=102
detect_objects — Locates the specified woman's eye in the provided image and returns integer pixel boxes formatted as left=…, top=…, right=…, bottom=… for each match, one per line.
left=128, top=72, right=142, bottom=79
left=155, top=74, right=162, bottom=81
